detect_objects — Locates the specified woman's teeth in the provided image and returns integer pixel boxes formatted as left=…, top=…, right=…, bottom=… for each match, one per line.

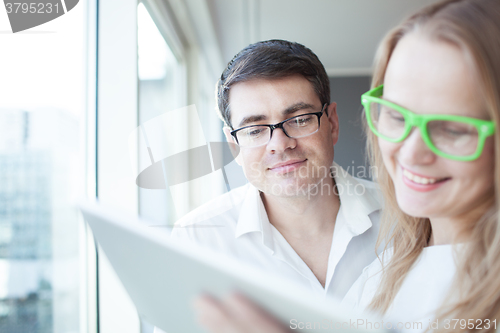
left=403, top=169, right=440, bottom=185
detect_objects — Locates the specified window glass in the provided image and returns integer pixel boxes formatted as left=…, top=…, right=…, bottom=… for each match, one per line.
left=137, top=2, right=187, bottom=224
left=0, top=6, right=86, bottom=333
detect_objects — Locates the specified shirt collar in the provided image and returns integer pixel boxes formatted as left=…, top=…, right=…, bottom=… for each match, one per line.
left=235, top=184, right=275, bottom=250
left=234, top=162, right=382, bottom=241
left=332, top=162, right=382, bottom=235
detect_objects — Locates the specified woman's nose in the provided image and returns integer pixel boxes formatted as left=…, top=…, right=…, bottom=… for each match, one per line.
left=398, top=128, right=436, bottom=166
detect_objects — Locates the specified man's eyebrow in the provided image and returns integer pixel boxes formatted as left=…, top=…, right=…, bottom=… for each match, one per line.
left=235, top=102, right=317, bottom=128
left=282, top=102, right=316, bottom=117
left=237, top=115, right=267, bottom=128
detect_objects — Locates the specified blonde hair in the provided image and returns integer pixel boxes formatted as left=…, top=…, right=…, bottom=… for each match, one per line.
left=365, top=0, right=500, bottom=331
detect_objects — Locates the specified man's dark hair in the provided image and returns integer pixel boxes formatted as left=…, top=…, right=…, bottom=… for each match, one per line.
left=216, top=39, right=330, bottom=128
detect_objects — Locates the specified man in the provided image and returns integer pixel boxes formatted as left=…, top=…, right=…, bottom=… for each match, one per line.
left=171, top=39, right=381, bottom=299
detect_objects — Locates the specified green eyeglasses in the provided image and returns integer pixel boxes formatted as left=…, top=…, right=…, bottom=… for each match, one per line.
left=361, top=85, right=495, bottom=161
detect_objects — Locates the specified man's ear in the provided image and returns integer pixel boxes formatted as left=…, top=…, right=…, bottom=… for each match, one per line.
left=326, top=102, right=340, bottom=146
left=223, top=126, right=242, bottom=166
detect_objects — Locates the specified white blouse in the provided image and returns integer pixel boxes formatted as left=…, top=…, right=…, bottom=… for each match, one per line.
left=342, top=244, right=457, bottom=332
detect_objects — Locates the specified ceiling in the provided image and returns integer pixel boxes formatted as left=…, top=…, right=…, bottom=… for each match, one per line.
left=206, top=0, right=440, bottom=76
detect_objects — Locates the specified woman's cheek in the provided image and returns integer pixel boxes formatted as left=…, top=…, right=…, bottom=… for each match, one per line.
left=378, top=138, right=401, bottom=176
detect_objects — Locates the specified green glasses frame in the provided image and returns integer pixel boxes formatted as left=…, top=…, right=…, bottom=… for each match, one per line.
left=361, top=85, right=496, bottom=161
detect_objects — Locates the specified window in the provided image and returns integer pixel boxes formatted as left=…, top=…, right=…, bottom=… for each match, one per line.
left=135, top=2, right=228, bottom=227
left=0, top=6, right=87, bottom=333
left=137, top=2, right=187, bottom=224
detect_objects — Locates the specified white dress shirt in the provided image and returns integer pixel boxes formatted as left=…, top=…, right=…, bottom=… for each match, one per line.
left=170, top=163, right=383, bottom=300
left=342, top=244, right=458, bottom=332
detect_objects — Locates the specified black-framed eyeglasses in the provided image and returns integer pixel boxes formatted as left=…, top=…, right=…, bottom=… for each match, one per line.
left=230, top=104, right=327, bottom=147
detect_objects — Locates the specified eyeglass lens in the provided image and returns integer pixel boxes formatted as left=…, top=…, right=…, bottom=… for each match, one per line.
left=369, top=102, right=479, bottom=156
left=236, top=113, right=320, bottom=147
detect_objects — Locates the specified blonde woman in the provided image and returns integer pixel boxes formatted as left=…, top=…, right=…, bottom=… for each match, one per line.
left=194, top=0, right=500, bottom=331
left=341, top=0, right=499, bottom=331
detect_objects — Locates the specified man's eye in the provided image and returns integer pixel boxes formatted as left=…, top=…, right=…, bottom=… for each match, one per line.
left=248, top=128, right=264, bottom=136
left=294, top=116, right=312, bottom=125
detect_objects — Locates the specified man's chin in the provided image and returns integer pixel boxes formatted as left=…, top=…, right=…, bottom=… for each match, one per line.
left=261, top=180, right=327, bottom=198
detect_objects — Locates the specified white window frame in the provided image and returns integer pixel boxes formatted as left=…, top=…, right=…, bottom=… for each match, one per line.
left=92, top=0, right=226, bottom=331
left=96, top=0, right=141, bottom=332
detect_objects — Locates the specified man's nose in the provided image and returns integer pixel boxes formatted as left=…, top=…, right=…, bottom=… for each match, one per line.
left=266, top=127, right=296, bottom=153
left=398, top=128, right=436, bottom=165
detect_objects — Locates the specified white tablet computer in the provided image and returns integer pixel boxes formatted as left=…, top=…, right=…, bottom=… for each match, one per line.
left=79, top=201, right=385, bottom=333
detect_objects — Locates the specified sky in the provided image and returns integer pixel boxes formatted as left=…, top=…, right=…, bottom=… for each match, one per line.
left=0, top=2, right=85, bottom=117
